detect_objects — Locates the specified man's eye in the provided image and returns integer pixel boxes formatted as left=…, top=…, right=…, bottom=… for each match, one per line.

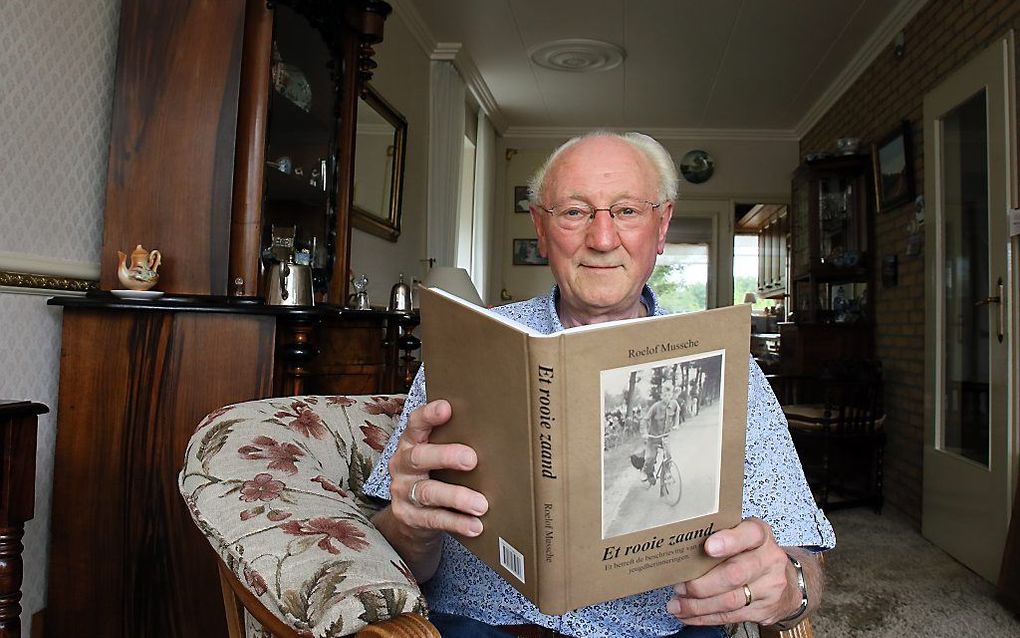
left=615, top=207, right=639, bottom=217
left=561, top=208, right=588, bottom=218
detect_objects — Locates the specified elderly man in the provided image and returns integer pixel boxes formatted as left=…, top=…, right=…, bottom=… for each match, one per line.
left=364, top=131, right=834, bottom=638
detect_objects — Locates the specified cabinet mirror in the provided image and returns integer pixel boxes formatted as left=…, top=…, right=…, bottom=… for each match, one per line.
left=352, top=84, right=407, bottom=241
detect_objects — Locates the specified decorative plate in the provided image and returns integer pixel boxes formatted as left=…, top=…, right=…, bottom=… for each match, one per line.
left=111, top=289, right=164, bottom=300
left=680, top=149, right=715, bottom=184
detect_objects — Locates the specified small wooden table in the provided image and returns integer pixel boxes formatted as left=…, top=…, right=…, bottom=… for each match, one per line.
left=0, top=400, right=46, bottom=638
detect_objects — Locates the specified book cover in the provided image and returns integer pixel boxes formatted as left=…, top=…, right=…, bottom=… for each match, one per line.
left=420, top=286, right=750, bottom=614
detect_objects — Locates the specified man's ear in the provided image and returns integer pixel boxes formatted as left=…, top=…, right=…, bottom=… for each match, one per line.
left=529, top=205, right=549, bottom=256
left=656, top=201, right=674, bottom=254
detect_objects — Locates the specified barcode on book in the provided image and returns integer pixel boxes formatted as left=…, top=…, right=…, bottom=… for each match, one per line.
left=499, top=537, right=525, bottom=583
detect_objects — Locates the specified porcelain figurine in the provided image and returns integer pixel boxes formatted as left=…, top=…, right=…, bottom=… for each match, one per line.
left=117, top=245, right=162, bottom=290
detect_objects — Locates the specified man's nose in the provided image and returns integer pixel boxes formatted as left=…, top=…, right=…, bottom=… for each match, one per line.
left=585, top=209, right=622, bottom=251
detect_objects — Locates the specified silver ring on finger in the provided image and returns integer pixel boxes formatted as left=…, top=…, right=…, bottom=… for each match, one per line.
left=408, top=478, right=427, bottom=508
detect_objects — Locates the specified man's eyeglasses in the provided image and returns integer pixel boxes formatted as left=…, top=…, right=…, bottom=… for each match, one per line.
left=538, top=200, right=661, bottom=231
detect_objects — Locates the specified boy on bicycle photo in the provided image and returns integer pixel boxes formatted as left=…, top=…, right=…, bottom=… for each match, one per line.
left=643, top=382, right=682, bottom=485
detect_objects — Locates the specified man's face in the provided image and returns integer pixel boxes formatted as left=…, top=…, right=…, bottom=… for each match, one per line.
left=530, top=137, right=673, bottom=319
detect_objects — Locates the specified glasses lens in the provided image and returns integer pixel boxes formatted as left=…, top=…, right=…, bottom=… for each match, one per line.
left=549, top=201, right=656, bottom=230
left=610, top=203, right=645, bottom=229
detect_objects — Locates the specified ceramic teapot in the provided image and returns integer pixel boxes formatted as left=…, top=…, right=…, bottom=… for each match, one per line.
left=116, top=245, right=162, bottom=290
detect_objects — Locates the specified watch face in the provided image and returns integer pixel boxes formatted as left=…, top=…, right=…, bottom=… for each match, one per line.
left=680, top=149, right=714, bottom=184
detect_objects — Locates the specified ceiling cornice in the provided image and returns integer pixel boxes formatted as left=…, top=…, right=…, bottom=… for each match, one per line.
left=387, top=0, right=508, bottom=134
left=386, top=0, right=435, bottom=55
left=793, top=0, right=930, bottom=140
left=432, top=44, right=509, bottom=134
left=503, top=126, right=799, bottom=143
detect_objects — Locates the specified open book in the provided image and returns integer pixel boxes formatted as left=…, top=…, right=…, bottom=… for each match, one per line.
left=420, top=286, right=750, bottom=614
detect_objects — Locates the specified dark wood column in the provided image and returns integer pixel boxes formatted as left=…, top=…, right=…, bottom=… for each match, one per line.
left=0, top=401, right=46, bottom=638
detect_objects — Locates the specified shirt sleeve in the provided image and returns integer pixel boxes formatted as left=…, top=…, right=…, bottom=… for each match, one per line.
left=362, top=366, right=428, bottom=501
left=742, top=357, right=836, bottom=550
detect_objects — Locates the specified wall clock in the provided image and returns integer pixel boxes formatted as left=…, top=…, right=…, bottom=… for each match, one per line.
left=680, top=149, right=714, bottom=184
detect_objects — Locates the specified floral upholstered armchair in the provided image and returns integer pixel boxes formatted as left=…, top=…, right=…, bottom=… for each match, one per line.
left=179, top=394, right=439, bottom=638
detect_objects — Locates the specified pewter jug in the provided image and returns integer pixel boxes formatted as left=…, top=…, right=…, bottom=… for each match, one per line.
left=388, top=273, right=412, bottom=312
left=266, top=260, right=314, bottom=306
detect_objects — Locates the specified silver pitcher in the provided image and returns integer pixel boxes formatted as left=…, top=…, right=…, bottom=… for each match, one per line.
left=266, top=260, right=314, bottom=306
left=388, top=273, right=412, bottom=312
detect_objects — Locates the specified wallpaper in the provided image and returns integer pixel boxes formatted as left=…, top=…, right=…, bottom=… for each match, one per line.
left=0, top=0, right=119, bottom=262
left=0, top=0, right=122, bottom=632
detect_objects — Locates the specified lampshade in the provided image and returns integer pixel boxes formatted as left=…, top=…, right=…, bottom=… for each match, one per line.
left=743, top=292, right=757, bottom=304
left=422, top=266, right=484, bottom=306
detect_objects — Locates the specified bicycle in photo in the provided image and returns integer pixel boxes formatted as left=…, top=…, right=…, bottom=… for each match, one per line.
left=637, top=431, right=682, bottom=506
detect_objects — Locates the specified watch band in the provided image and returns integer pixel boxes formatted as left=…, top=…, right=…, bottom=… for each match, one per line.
left=776, top=553, right=809, bottom=627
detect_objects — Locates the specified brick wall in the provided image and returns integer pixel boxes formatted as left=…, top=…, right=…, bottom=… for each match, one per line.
left=800, top=0, right=1020, bottom=526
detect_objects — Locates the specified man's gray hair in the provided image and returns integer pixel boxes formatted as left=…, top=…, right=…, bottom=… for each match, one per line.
left=526, top=130, right=680, bottom=205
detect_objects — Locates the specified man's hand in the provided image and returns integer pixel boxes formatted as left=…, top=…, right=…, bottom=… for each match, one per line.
left=667, top=518, right=820, bottom=627
left=371, top=399, right=489, bottom=583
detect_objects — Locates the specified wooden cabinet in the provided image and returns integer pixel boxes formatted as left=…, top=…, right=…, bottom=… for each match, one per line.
left=0, top=401, right=45, bottom=638
left=45, top=1, right=402, bottom=636
left=756, top=207, right=789, bottom=299
left=100, top=0, right=391, bottom=304
left=44, top=298, right=414, bottom=637
left=789, top=154, right=872, bottom=325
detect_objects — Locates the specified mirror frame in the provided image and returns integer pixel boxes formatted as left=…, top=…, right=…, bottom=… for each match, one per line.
left=351, top=84, right=407, bottom=242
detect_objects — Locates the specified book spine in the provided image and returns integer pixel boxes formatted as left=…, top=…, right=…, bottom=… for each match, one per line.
left=528, top=335, right=567, bottom=614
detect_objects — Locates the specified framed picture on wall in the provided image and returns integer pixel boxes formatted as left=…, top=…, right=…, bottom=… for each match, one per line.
left=513, top=186, right=530, bottom=213
left=513, top=238, right=548, bottom=266
left=872, top=121, right=914, bottom=212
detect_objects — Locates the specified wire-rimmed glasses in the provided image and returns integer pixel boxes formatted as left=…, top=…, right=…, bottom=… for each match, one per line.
left=538, top=200, right=662, bottom=231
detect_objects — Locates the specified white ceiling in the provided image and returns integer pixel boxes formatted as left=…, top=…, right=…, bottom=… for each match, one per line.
left=398, top=0, right=926, bottom=138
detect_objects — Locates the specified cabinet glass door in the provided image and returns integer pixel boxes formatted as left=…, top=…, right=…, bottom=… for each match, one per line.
left=817, top=175, right=860, bottom=264
left=791, top=181, right=811, bottom=276
left=263, top=5, right=338, bottom=293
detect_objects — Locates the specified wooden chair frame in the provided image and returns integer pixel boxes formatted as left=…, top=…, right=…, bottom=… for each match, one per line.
left=216, top=562, right=439, bottom=638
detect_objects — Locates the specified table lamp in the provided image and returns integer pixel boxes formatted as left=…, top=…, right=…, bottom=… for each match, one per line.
left=421, top=266, right=484, bottom=306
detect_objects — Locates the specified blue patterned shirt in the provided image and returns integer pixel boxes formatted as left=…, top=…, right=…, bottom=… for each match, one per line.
left=364, top=286, right=835, bottom=637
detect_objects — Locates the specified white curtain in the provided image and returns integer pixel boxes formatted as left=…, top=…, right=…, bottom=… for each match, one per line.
left=426, top=60, right=466, bottom=267
left=470, top=112, right=496, bottom=304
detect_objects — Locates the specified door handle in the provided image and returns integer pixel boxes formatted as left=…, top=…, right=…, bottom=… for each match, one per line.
left=974, top=278, right=1005, bottom=343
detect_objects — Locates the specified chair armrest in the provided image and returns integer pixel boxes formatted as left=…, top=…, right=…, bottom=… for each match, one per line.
left=180, top=394, right=428, bottom=637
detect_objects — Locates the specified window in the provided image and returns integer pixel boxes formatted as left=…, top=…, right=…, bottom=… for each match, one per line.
left=454, top=135, right=476, bottom=271
left=651, top=242, right=709, bottom=313
left=733, top=233, right=770, bottom=311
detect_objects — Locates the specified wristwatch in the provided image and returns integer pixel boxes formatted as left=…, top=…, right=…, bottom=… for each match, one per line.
left=775, top=553, right=809, bottom=628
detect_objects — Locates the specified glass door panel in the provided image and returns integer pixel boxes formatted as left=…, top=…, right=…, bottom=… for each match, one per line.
left=263, top=4, right=337, bottom=292
left=939, top=89, right=990, bottom=466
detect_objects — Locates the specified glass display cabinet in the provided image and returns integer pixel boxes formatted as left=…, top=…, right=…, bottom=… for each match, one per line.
left=789, top=154, right=872, bottom=324
left=781, top=153, right=875, bottom=379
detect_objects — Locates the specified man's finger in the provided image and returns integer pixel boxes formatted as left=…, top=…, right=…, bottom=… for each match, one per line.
left=405, top=441, right=477, bottom=473
left=400, top=478, right=488, bottom=517
left=402, top=503, right=484, bottom=538
left=403, top=400, right=452, bottom=444
left=703, top=517, right=769, bottom=558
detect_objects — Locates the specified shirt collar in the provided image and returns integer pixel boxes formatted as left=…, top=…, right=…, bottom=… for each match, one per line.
left=545, top=284, right=661, bottom=332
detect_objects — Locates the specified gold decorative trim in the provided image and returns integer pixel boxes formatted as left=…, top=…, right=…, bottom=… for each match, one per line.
left=0, top=270, right=99, bottom=292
